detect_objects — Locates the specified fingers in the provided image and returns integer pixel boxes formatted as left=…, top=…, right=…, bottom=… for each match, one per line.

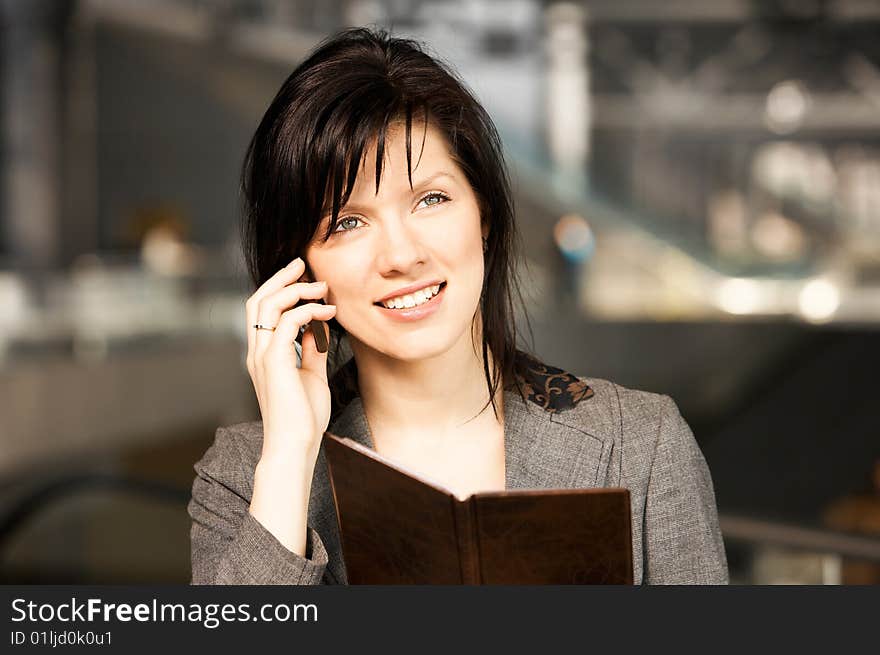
left=245, top=301, right=335, bottom=423
left=245, top=257, right=307, bottom=366
left=268, top=303, right=336, bottom=355
left=265, top=303, right=337, bottom=379
left=258, top=257, right=308, bottom=296
left=252, top=281, right=327, bottom=364
left=255, top=280, right=328, bottom=331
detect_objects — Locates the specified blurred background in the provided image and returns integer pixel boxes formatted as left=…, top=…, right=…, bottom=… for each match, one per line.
left=1, top=0, right=878, bottom=584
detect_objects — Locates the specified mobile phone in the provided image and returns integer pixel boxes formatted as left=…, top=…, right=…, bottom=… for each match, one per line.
left=310, top=320, right=329, bottom=353
left=295, top=320, right=328, bottom=365
left=295, top=262, right=329, bottom=354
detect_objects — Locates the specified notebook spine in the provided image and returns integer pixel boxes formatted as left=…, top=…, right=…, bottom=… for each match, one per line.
left=452, top=497, right=481, bottom=584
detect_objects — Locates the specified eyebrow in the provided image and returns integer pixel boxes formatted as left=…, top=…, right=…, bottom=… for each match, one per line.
left=410, top=171, right=458, bottom=189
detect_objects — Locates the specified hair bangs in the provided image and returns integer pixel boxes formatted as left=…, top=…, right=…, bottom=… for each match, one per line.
left=315, top=99, right=430, bottom=242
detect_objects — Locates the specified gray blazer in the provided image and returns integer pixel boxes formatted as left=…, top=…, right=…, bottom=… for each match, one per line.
left=189, top=359, right=729, bottom=585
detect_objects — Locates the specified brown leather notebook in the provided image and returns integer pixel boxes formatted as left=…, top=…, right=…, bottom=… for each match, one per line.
left=323, top=432, right=634, bottom=585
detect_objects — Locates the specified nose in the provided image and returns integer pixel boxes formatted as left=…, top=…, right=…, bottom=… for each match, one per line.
left=375, top=222, right=426, bottom=274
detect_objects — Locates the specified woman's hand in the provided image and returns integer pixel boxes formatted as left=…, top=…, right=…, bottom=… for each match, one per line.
left=245, top=257, right=338, bottom=463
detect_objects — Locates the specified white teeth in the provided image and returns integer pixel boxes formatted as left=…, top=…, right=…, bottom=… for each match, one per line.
left=382, top=284, right=442, bottom=309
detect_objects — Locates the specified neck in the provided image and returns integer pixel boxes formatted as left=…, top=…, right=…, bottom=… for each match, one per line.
left=351, top=322, right=503, bottom=445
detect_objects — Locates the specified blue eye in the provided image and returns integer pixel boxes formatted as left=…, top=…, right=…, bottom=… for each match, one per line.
left=417, top=192, right=450, bottom=210
left=332, top=216, right=365, bottom=235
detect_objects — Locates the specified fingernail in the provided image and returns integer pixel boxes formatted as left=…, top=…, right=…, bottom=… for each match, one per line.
left=289, top=257, right=303, bottom=267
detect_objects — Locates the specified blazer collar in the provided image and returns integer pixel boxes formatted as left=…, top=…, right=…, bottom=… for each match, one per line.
left=326, top=351, right=612, bottom=490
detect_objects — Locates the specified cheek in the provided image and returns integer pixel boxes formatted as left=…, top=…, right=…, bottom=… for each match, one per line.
left=431, top=208, right=482, bottom=255
left=318, top=256, right=369, bottom=307
left=326, top=278, right=356, bottom=307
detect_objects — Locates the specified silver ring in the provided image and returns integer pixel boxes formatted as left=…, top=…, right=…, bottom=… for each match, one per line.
left=253, top=324, right=276, bottom=331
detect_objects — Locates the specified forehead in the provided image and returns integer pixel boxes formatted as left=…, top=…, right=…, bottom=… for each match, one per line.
left=350, top=121, right=458, bottom=195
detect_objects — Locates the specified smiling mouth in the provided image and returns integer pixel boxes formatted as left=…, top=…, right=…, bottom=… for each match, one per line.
left=373, top=281, right=447, bottom=308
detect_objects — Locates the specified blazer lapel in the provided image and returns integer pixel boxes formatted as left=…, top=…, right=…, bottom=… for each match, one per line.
left=502, top=388, right=613, bottom=491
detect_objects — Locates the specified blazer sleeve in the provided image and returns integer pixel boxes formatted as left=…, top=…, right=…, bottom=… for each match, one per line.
left=188, top=425, right=333, bottom=585
left=642, top=396, right=729, bottom=584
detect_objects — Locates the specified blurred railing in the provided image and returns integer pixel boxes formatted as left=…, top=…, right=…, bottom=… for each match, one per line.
left=721, top=514, right=880, bottom=563
left=720, top=513, right=880, bottom=585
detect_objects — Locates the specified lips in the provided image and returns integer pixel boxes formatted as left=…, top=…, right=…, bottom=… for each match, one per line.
left=374, top=281, right=447, bottom=307
left=374, top=280, right=446, bottom=305
left=374, top=281, right=447, bottom=322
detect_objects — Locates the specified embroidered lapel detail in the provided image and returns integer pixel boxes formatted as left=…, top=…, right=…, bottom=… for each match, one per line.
left=510, top=350, right=594, bottom=413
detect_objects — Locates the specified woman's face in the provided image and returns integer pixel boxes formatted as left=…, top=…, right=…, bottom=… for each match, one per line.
left=304, top=122, right=487, bottom=363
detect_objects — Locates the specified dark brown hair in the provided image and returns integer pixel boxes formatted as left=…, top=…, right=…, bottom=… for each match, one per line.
left=240, top=27, right=535, bottom=421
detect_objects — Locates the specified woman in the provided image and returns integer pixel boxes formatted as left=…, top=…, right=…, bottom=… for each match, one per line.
left=188, top=28, right=728, bottom=585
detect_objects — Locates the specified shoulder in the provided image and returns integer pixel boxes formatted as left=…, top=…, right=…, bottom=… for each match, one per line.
left=543, top=368, right=670, bottom=437
left=575, top=375, right=669, bottom=424
left=513, top=350, right=675, bottom=444
left=549, top=374, right=726, bottom=582
left=581, top=377, right=708, bottom=489
left=545, top=370, right=683, bottom=481
left=513, top=350, right=667, bottom=422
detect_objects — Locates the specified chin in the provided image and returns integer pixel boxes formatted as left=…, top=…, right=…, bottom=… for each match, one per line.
left=348, top=321, right=469, bottom=364
left=377, top=334, right=456, bottom=363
